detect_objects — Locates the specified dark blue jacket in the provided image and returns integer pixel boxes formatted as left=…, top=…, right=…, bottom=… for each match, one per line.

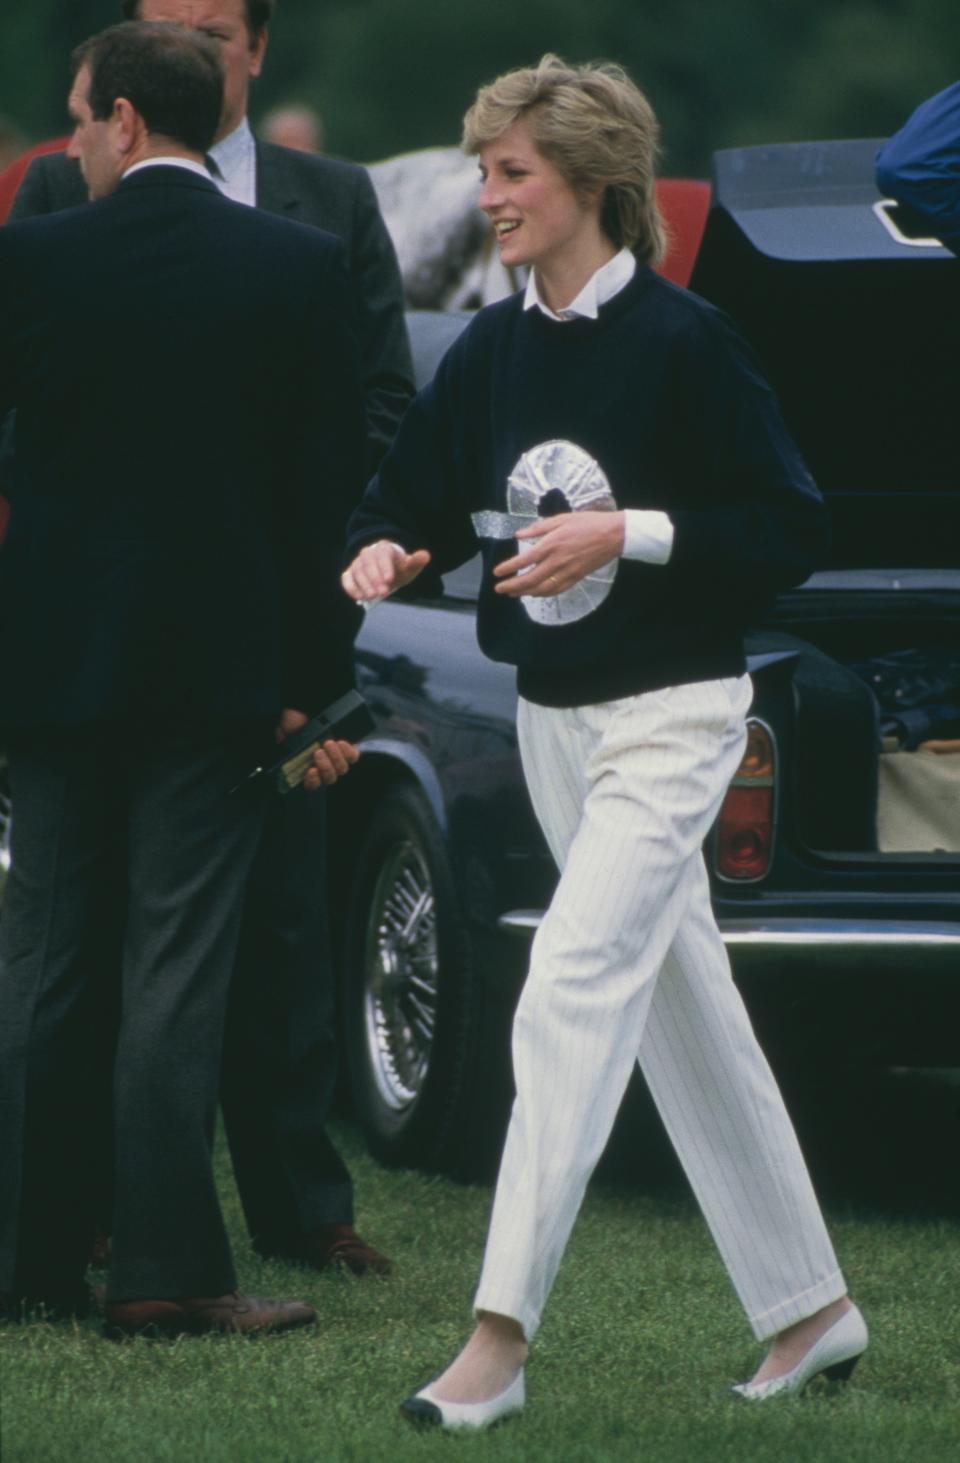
left=0, top=165, right=364, bottom=725
left=876, top=81, right=960, bottom=245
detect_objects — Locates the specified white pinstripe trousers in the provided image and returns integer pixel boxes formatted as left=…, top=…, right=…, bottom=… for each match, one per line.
left=474, top=677, right=846, bottom=1342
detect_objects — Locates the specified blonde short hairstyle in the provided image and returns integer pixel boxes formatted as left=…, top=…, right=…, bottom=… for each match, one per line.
left=462, top=53, right=666, bottom=265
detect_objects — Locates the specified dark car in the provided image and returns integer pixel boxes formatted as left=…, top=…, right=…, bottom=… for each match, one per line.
left=328, top=140, right=960, bottom=1181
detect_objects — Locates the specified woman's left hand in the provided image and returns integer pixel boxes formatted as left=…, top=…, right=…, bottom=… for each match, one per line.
left=492, top=511, right=624, bottom=597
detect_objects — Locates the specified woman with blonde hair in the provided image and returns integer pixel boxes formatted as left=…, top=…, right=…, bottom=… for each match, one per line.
left=343, top=54, right=867, bottom=1430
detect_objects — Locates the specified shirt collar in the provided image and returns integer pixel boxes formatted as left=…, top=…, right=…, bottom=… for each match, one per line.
left=208, top=116, right=255, bottom=184
left=123, top=156, right=212, bottom=182
left=523, top=246, right=637, bottom=321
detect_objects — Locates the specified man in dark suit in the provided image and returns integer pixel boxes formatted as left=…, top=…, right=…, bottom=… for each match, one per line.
left=0, top=20, right=365, bottom=1335
left=10, top=2, right=412, bottom=476
left=9, top=0, right=412, bottom=1276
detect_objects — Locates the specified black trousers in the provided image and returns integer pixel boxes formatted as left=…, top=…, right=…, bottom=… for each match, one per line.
left=86, top=756, right=354, bottom=1256
left=0, top=717, right=269, bottom=1301
left=220, top=785, right=353, bottom=1254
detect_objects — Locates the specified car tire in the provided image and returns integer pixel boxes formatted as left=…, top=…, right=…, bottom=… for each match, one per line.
left=341, top=784, right=492, bottom=1175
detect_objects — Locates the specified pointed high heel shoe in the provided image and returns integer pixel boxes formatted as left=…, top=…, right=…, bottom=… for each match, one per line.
left=400, top=1369, right=525, bottom=1430
left=732, top=1303, right=868, bottom=1400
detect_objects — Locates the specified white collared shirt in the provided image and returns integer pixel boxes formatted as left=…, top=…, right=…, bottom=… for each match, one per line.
left=523, top=247, right=674, bottom=565
left=523, top=245, right=637, bottom=321
left=123, top=156, right=212, bottom=182
left=207, top=116, right=257, bottom=206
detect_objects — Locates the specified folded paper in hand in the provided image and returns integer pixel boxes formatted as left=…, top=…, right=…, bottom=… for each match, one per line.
left=231, top=690, right=375, bottom=797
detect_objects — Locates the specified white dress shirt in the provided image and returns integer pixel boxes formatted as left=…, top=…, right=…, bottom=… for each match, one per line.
left=523, top=245, right=637, bottom=323
left=523, top=247, right=674, bottom=566
left=124, top=156, right=211, bottom=183
left=207, top=117, right=257, bottom=206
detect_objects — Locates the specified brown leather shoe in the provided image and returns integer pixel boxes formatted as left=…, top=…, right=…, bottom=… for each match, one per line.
left=303, top=1224, right=393, bottom=1276
left=103, top=1290, right=316, bottom=1340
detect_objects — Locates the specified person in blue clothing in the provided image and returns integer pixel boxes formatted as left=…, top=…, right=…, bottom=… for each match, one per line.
left=876, top=81, right=960, bottom=250
left=342, top=54, right=867, bottom=1433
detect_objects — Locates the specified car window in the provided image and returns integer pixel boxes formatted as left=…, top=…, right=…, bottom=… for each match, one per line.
left=441, top=555, right=481, bottom=602
left=406, top=310, right=474, bottom=391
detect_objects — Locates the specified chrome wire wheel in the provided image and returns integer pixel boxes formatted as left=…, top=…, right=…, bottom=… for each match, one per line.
left=362, top=837, right=439, bottom=1114
left=345, top=784, right=488, bottom=1173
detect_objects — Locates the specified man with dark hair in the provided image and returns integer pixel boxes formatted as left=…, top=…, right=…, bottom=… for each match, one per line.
left=123, top=0, right=275, bottom=32
left=0, top=20, right=365, bottom=1336
left=70, top=22, right=224, bottom=187
left=9, top=0, right=409, bottom=1277
left=11, top=1, right=412, bottom=471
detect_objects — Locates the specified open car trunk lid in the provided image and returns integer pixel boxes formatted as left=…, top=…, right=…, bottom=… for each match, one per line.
left=689, top=139, right=960, bottom=570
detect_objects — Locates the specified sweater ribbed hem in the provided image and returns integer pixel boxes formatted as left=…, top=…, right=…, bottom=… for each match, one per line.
left=517, top=642, right=746, bottom=708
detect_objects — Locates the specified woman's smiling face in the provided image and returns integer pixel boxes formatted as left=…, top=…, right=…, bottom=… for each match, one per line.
left=478, top=116, right=603, bottom=274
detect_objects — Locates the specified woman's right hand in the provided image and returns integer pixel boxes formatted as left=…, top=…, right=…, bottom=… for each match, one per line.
left=341, top=539, right=432, bottom=605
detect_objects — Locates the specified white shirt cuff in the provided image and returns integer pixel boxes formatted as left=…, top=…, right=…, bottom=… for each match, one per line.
left=621, top=509, right=674, bottom=565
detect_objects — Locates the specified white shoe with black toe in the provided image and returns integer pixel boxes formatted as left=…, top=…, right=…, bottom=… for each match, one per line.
left=733, top=1304, right=868, bottom=1400
left=400, top=1369, right=525, bottom=1430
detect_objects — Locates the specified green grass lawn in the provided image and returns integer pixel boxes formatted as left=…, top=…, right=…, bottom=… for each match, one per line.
left=3, top=1115, right=959, bottom=1463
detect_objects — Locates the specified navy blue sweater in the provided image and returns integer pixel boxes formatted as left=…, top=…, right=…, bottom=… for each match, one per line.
left=347, top=268, right=828, bottom=706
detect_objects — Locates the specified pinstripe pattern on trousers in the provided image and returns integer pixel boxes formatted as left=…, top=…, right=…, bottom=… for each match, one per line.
left=473, top=676, right=846, bottom=1342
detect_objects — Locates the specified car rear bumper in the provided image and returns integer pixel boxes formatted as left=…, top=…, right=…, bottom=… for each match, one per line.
left=498, top=911, right=960, bottom=967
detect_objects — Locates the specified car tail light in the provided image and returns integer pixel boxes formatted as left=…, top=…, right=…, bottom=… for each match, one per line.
left=716, top=720, right=775, bottom=881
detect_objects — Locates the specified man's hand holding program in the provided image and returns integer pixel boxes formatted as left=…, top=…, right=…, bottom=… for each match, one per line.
left=277, top=707, right=360, bottom=791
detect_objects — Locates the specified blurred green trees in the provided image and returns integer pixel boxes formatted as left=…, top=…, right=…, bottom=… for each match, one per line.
left=1, top=0, right=957, bottom=173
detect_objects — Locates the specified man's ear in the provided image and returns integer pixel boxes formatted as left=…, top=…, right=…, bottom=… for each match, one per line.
left=113, top=96, right=140, bottom=155
left=249, top=27, right=269, bottom=80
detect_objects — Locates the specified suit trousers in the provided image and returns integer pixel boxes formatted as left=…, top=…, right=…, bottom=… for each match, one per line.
left=473, top=678, right=846, bottom=1342
left=84, top=772, right=354, bottom=1249
left=220, top=785, right=354, bottom=1253
left=0, top=717, right=270, bottom=1301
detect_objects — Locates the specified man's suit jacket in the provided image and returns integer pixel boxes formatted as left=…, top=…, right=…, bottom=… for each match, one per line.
left=0, top=165, right=364, bottom=727
left=9, top=142, right=414, bottom=473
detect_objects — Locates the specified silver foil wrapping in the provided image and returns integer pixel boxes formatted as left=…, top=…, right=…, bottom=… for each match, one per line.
left=475, top=439, right=619, bottom=626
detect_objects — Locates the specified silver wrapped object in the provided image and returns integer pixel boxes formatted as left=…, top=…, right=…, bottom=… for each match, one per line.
left=471, top=439, right=619, bottom=626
